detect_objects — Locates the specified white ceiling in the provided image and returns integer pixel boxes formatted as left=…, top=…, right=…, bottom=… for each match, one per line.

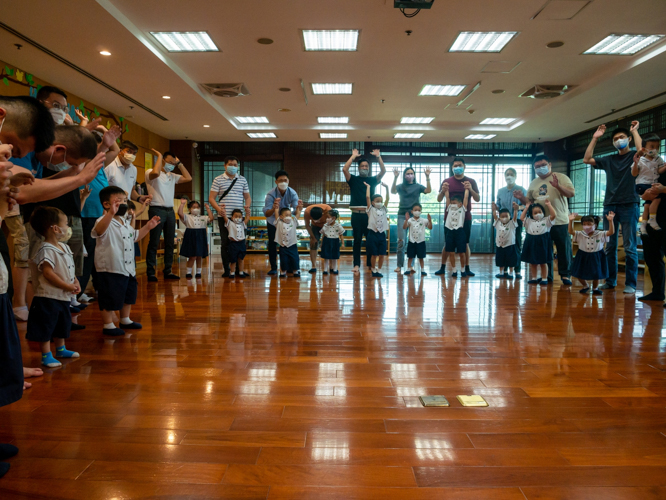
left=1, top=0, right=665, bottom=143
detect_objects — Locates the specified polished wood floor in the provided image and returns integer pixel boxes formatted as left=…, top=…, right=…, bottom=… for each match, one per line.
left=2, top=254, right=666, bottom=499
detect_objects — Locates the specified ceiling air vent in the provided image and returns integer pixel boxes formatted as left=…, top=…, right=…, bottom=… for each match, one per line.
left=520, top=84, right=573, bottom=99
left=200, top=83, right=250, bottom=98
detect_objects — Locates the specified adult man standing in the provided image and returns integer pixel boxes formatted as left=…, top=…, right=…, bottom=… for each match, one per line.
left=303, top=203, right=332, bottom=273
left=208, top=156, right=251, bottom=277
left=105, top=141, right=151, bottom=204
left=343, top=148, right=386, bottom=274
left=145, top=150, right=193, bottom=282
left=496, top=168, right=527, bottom=279
left=435, top=158, right=480, bottom=277
left=639, top=176, right=666, bottom=303
left=263, top=170, right=299, bottom=275
left=583, top=122, right=642, bottom=294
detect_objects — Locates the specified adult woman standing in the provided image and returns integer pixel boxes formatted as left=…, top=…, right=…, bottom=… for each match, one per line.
left=391, top=167, right=432, bottom=272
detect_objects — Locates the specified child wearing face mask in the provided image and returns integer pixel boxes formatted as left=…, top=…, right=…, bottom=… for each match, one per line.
left=403, top=204, right=432, bottom=276
left=179, top=199, right=214, bottom=279
left=569, top=213, right=615, bottom=294
left=221, top=207, right=251, bottom=279
left=520, top=200, right=557, bottom=285
left=320, top=209, right=345, bottom=275
left=364, top=182, right=390, bottom=277
left=492, top=202, right=519, bottom=279
left=275, top=202, right=304, bottom=278
left=92, top=186, right=160, bottom=336
left=444, top=188, right=470, bottom=278
left=26, top=206, right=80, bottom=368
left=631, top=134, right=665, bottom=233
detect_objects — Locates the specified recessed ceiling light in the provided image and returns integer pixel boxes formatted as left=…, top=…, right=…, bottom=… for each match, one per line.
left=584, top=34, right=665, bottom=55
left=203, top=125, right=210, bottom=128
left=257, top=38, right=274, bottom=45
left=279, top=87, right=291, bottom=92
left=320, top=133, right=348, bottom=139
left=100, top=50, right=112, bottom=56
left=318, top=117, right=349, bottom=124
left=302, top=30, right=359, bottom=51
left=419, top=85, right=466, bottom=96
left=395, top=133, right=424, bottom=139
left=465, top=134, right=496, bottom=140
left=492, top=89, right=506, bottom=94
left=278, top=108, right=291, bottom=112
left=480, top=118, right=516, bottom=125
left=311, top=83, right=353, bottom=95
left=162, top=95, right=171, bottom=99
left=401, top=117, right=435, bottom=124
left=247, top=133, right=277, bottom=138
left=150, top=31, right=219, bottom=52
left=547, top=41, right=565, bottom=48
left=236, top=116, right=269, bottom=123
left=450, top=32, right=518, bottom=52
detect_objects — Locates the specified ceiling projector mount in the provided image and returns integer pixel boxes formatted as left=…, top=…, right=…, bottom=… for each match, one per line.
left=394, top=0, right=434, bottom=18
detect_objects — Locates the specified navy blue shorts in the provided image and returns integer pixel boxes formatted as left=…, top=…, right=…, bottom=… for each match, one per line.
left=366, top=230, right=387, bottom=256
left=407, top=241, right=426, bottom=259
left=97, top=272, right=138, bottom=311
left=26, top=297, right=71, bottom=342
left=279, top=244, right=300, bottom=272
left=229, top=239, right=247, bottom=263
left=445, top=228, right=467, bottom=253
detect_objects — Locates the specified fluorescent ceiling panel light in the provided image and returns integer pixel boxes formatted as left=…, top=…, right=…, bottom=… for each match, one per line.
left=465, top=134, right=496, bottom=140
left=319, top=133, right=348, bottom=138
left=419, top=85, right=466, bottom=96
left=450, top=32, right=518, bottom=52
left=247, top=133, right=276, bottom=138
left=236, top=116, right=269, bottom=123
left=311, top=83, right=353, bottom=95
left=394, top=133, right=424, bottom=139
left=480, top=118, right=516, bottom=125
left=100, top=50, right=111, bottom=56
left=401, top=117, right=435, bottom=124
left=150, top=31, right=219, bottom=52
left=584, top=34, right=664, bottom=55
left=302, top=30, right=359, bottom=51
left=318, top=117, right=349, bottom=123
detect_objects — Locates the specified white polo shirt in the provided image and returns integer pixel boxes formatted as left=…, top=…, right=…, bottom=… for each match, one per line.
left=321, top=221, right=345, bottom=239
left=146, top=170, right=181, bottom=208
left=367, top=205, right=388, bottom=233
left=445, top=205, right=466, bottom=230
left=494, top=220, right=517, bottom=248
left=92, top=216, right=139, bottom=276
left=31, top=242, right=76, bottom=302
left=226, top=219, right=247, bottom=241
left=105, top=157, right=137, bottom=197
left=182, top=214, right=209, bottom=229
left=573, top=230, right=610, bottom=253
left=525, top=217, right=553, bottom=235
left=407, top=217, right=428, bottom=244
left=275, top=215, right=298, bottom=247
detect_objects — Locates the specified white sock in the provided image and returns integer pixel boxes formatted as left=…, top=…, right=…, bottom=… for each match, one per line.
left=71, top=297, right=81, bottom=306
left=103, top=323, right=116, bottom=329
left=120, top=317, right=133, bottom=325
left=196, top=268, right=202, bottom=274
left=187, top=267, right=192, bottom=274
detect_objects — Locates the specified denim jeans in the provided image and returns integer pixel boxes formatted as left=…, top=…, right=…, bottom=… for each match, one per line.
left=546, top=223, right=572, bottom=281
left=146, top=206, right=176, bottom=277
left=396, top=209, right=411, bottom=268
left=603, top=203, right=639, bottom=288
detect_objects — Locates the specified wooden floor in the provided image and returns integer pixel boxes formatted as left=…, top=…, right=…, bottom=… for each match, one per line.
left=2, top=254, right=666, bottom=499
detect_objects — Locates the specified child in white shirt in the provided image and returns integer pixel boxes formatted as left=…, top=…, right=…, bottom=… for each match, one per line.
left=221, top=207, right=251, bottom=279
left=520, top=200, right=557, bottom=285
left=275, top=201, right=303, bottom=277
left=320, top=209, right=345, bottom=275
left=178, top=199, right=213, bottom=279
left=569, top=212, right=615, bottom=294
left=631, top=134, right=665, bottom=233
left=364, top=182, right=389, bottom=277
left=444, top=188, right=469, bottom=277
left=403, top=203, right=432, bottom=276
left=492, top=202, right=519, bottom=279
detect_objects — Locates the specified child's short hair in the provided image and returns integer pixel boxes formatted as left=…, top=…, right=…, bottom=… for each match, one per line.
left=279, top=207, right=292, bottom=216
left=30, top=206, right=64, bottom=237
left=231, top=209, right=243, bottom=217
left=643, top=133, right=661, bottom=146
left=188, top=200, right=200, bottom=210
left=328, top=209, right=339, bottom=219
left=99, top=185, right=126, bottom=205
left=450, top=194, right=462, bottom=203
left=371, top=194, right=383, bottom=203
left=412, top=203, right=422, bottom=211
left=580, top=215, right=601, bottom=226
left=127, top=201, right=136, bottom=210
left=528, top=203, right=545, bottom=217
left=499, top=208, right=510, bottom=216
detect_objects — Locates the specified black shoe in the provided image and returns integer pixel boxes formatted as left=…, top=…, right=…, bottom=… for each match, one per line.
left=592, top=289, right=603, bottom=295
left=103, top=328, right=125, bottom=336
left=121, top=321, right=142, bottom=330
left=74, top=303, right=88, bottom=310
left=235, top=272, right=245, bottom=279
left=434, top=267, right=446, bottom=276
left=293, top=272, right=301, bottom=277
left=70, top=306, right=81, bottom=314
left=371, top=272, right=383, bottom=277
left=461, top=271, right=469, bottom=278
left=465, top=268, right=475, bottom=277
left=323, top=271, right=329, bottom=275
left=309, top=268, right=317, bottom=274
left=421, top=272, right=427, bottom=276
left=404, top=270, right=413, bottom=275
left=186, top=273, right=192, bottom=279
left=268, top=269, right=278, bottom=276
left=332, top=270, right=339, bottom=275
left=279, top=273, right=287, bottom=278
left=539, top=279, right=549, bottom=285
left=579, top=287, right=590, bottom=294
left=515, top=273, right=522, bottom=280
left=638, top=293, right=665, bottom=301
left=164, top=274, right=180, bottom=280
left=0, top=443, right=18, bottom=460
left=195, top=273, right=202, bottom=279
left=528, top=279, right=540, bottom=284
left=240, top=272, right=250, bottom=277
left=70, top=323, right=86, bottom=331
left=452, top=272, right=458, bottom=278
left=222, top=272, right=231, bottom=278
left=561, top=278, right=572, bottom=286
left=495, top=273, right=505, bottom=279
left=147, top=275, right=158, bottom=283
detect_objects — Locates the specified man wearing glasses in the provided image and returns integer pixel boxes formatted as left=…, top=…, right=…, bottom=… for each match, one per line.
left=36, top=86, right=69, bottom=125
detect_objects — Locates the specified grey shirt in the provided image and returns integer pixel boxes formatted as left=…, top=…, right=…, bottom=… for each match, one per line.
left=396, top=182, right=426, bottom=212
left=593, top=151, right=640, bottom=205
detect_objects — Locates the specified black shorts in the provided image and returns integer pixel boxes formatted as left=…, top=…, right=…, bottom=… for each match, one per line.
left=229, top=240, right=247, bottom=263
left=407, top=241, right=426, bottom=259
left=26, top=297, right=71, bottom=342
left=445, top=228, right=467, bottom=253
left=366, top=230, right=387, bottom=256
left=279, top=244, right=300, bottom=272
left=97, top=272, right=138, bottom=311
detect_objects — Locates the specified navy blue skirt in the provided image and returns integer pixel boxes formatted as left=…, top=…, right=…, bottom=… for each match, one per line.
left=181, top=228, right=209, bottom=258
left=321, top=236, right=341, bottom=260
left=0, top=293, right=23, bottom=407
left=521, top=233, right=553, bottom=265
left=496, top=244, right=518, bottom=268
left=571, top=249, right=608, bottom=280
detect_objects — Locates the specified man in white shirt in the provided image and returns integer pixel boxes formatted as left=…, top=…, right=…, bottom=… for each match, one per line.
left=105, top=140, right=151, bottom=204
left=208, top=157, right=251, bottom=277
left=144, top=150, right=192, bottom=282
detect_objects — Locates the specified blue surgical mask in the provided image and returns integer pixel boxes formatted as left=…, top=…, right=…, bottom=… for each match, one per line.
left=164, top=163, right=175, bottom=173
left=614, top=138, right=629, bottom=150
left=226, top=166, right=238, bottom=176
left=453, top=167, right=464, bottom=176
left=535, top=166, right=550, bottom=177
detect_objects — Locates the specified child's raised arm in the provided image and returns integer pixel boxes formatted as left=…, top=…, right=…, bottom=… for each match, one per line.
left=568, top=212, right=577, bottom=236
left=294, top=199, right=304, bottom=219
left=178, top=198, right=186, bottom=220
left=383, top=183, right=390, bottom=207
left=403, top=211, right=410, bottom=229
left=605, top=211, right=615, bottom=237
left=520, top=201, right=530, bottom=222
left=491, top=202, right=498, bottom=221
left=94, top=198, right=120, bottom=237
left=364, top=182, right=371, bottom=209
left=512, top=202, right=519, bottom=222
left=426, top=213, right=433, bottom=230
left=545, top=199, right=557, bottom=221
left=137, top=216, right=161, bottom=241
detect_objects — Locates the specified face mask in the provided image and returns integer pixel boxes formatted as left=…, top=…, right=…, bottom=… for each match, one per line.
left=56, top=225, right=72, bottom=242
left=226, top=166, right=238, bottom=176
left=326, top=217, right=333, bottom=224
left=453, top=166, right=465, bottom=176
left=583, top=225, right=595, bottom=234
left=164, top=163, right=175, bottom=173
left=123, top=153, right=136, bottom=163
left=125, top=213, right=133, bottom=222
left=277, top=181, right=288, bottom=191
left=116, top=203, right=128, bottom=217
left=190, top=208, right=201, bottom=216
left=500, top=217, right=509, bottom=224
left=373, top=202, right=383, bottom=209
left=646, top=149, right=658, bottom=159
left=405, top=174, right=415, bottom=182
left=505, top=176, right=516, bottom=185
left=359, top=169, right=369, bottom=177
left=412, top=210, right=421, bottom=217
left=534, top=213, right=544, bottom=221
left=49, top=108, right=66, bottom=125
left=233, top=217, right=242, bottom=224
left=282, top=214, right=291, bottom=221
left=535, top=166, right=550, bottom=177
left=614, top=138, right=629, bottom=150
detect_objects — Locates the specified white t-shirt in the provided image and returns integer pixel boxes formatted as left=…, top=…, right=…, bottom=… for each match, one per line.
left=226, top=219, right=247, bottom=241
left=407, top=217, right=428, bottom=244
left=635, top=155, right=665, bottom=186
left=182, top=213, right=209, bottom=229
left=321, top=221, right=345, bottom=239
left=105, top=157, right=137, bottom=197
left=367, top=205, right=388, bottom=233
left=31, top=242, right=76, bottom=301
left=524, top=217, right=553, bottom=235
left=445, top=205, right=466, bottom=230
left=146, top=170, right=181, bottom=207
left=275, top=215, right=298, bottom=247
left=573, top=230, right=609, bottom=253
left=92, top=216, right=139, bottom=276
left=0, top=219, right=9, bottom=295
left=494, top=220, right=516, bottom=248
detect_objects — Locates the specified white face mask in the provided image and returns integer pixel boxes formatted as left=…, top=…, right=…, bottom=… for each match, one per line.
left=123, top=152, right=136, bottom=163
left=534, top=213, right=544, bottom=221
left=500, top=217, right=509, bottom=224
left=56, top=225, right=72, bottom=242
left=412, top=210, right=421, bottom=218
left=49, top=108, right=66, bottom=125
left=47, top=148, right=71, bottom=172
left=373, top=202, right=383, bottom=209
left=505, top=176, right=516, bottom=185
left=277, top=181, right=288, bottom=191
left=326, top=217, right=333, bottom=224
left=233, top=217, right=242, bottom=224
left=583, top=225, right=595, bottom=234
left=190, top=208, right=201, bottom=216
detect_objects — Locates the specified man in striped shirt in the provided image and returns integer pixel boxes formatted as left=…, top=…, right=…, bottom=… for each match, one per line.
left=208, top=156, right=251, bottom=277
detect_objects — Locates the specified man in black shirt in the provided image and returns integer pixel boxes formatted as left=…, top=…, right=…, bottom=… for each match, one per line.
left=343, top=148, right=386, bottom=273
left=639, top=170, right=666, bottom=303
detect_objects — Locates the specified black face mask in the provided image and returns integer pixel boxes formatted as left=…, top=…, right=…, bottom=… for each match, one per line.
left=116, top=204, right=128, bottom=217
